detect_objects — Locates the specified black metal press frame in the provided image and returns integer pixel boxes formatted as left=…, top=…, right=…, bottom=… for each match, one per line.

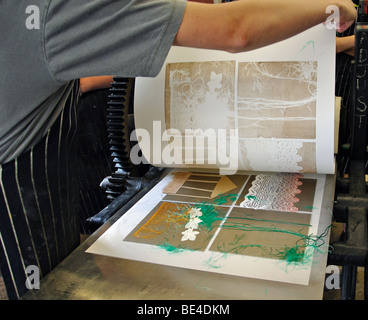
left=328, top=0, right=368, bottom=300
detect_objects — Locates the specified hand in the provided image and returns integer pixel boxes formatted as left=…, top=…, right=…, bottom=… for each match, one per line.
left=336, top=35, right=355, bottom=56
left=333, top=0, right=357, bottom=32
left=79, top=76, right=114, bottom=94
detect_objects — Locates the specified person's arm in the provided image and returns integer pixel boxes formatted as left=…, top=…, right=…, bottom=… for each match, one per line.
left=79, top=76, right=114, bottom=94
left=336, top=35, right=355, bottom=56
left=174, top=0, right=357, bottom=52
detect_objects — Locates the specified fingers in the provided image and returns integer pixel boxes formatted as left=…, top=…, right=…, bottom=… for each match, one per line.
left=337, top=20, right=355, bottom=32
left=337, top=0, right=357, bottom=30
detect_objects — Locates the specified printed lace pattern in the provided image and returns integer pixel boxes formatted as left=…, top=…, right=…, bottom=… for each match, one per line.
left=240, top=173, right=303, bottom=212
left=242, top=139, right=303, bottom=172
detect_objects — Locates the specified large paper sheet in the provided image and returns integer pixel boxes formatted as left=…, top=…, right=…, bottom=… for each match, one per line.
left=133, top=24, right=336, bottom=174
left=86, top=171, right=329, bottom=285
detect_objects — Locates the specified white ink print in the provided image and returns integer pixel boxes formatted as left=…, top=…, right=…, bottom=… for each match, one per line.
left=185, top=217, right=202, bottom=229
left=240, top=173, right=303, bottom=212
left=189, top=208, right=203, bottom=218
left=207, top=72, right=223, bottom=92
left=181, top=207, right=204, bottom=241
left=181, top=228, right=199, bottom=241
left=167, top=61, right=235, bottom=132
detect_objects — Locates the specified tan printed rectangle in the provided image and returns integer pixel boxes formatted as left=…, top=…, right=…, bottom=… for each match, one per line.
left=237, top=61, right=317, bottom=139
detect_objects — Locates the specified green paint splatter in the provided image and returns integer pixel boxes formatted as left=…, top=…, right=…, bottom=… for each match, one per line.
left=155, top=195, right=332, bottom=272
left=158, top=242, right=183, bottom=253
left=195, top=203, right=225, bottom=231
left=213, top=193, right=240, bottom=205
left=204, top=252, right=227, bottom=269
left=299, top=40, right=315, bottom=55
left=274, top=245, right=305, bottom=263
left=227, top=215, right=312, bottom=227
left=305, top=206, right=318, bottom=210
left=245, top=195, right=257, bottom=200
left=158, top=241, right=197, bottom=254
left=221, top=223, right=309, bottom=239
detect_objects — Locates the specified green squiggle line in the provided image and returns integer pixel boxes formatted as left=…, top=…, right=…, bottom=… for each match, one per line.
left=226, top=215, right=312, bottom=227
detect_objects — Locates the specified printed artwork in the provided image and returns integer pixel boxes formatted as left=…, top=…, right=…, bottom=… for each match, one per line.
left=237, top=61, right=317, bottom=140
left=165, top=61, right=318, bottom=172
left=162, top=172, right=247, bottom=205
left=87, top=170, right=329, bottom=285
left=209, top=208, right=312, bottom=260
left=124, top=202, right=228, bottom=251
left=125, top=171, right=321, bottom=265
left=236, top=174, right=317, bottom=212
left=165, top=61, right=235, bottom=132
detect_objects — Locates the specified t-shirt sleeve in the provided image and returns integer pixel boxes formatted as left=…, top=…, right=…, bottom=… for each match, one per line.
left=43, top=0, right=187, bottom=81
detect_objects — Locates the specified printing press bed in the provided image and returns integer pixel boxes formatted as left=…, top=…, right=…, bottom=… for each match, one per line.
left=22, top=168, right=335, bottom=300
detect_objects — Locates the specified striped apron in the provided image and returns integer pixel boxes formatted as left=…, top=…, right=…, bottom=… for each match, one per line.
left=0, top=82, right=81, bottom=299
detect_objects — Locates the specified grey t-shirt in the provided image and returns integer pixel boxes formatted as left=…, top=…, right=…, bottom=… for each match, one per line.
left=0, top=0, right=186, bottom=164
